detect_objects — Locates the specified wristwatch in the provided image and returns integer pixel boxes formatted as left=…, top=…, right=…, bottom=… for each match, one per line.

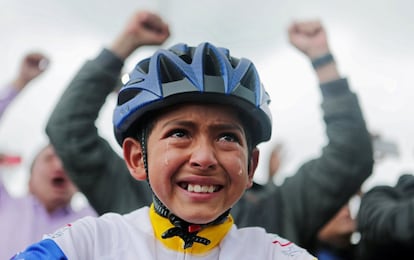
left=311, top=53, right=334, bottom=69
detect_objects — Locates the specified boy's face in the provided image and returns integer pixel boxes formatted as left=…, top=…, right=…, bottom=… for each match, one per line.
left=123, top=103, right=259, bottom=224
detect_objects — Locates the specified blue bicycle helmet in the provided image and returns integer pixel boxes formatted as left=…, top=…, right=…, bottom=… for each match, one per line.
left=113, top=42, right=272, bottom=146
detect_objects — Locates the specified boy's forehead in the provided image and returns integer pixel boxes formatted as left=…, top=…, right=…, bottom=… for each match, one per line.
left=149, top=103, right=249, bottom=137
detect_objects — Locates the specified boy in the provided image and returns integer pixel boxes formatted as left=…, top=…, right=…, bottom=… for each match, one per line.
left=46, top=14, right=373, bottom=253
left=1, top=53, right=96, bottom=258
left=13, top=42, right=316, bottom=259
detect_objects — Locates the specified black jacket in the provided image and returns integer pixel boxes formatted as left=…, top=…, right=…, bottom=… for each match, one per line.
left=357, top=173, right=414, bottom=259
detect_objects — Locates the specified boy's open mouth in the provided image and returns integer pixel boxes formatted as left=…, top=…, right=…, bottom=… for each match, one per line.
left=179, top=183, right=221, bottom=193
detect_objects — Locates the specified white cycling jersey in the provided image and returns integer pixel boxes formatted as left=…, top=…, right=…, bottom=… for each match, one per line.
left=13, top=206, right=316, bottom=260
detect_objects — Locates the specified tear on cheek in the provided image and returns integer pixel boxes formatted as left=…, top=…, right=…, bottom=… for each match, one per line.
left=164, top=141, right=170, bottom=166
left=237, top=158, right=243, bottom=176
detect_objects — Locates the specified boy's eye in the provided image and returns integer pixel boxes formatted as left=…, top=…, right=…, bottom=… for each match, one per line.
left=219, top=133, right=239, bottom=143
left=169, top=129, right=188, bottom=138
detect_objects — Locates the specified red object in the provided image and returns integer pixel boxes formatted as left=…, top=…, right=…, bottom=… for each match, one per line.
left=188, top=224, right=202, bottom=233
left=0, top=155, right=22, bottom=166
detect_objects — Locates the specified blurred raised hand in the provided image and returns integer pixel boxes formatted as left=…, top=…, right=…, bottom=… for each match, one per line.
left=12, top=52, right=49, bottom=91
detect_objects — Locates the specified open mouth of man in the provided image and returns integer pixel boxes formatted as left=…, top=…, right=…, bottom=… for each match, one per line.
left=51, top=177, right=66, bottom=188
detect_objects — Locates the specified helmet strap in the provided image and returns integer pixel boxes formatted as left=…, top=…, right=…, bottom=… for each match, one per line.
left=138, top=127, right=150, bottom=182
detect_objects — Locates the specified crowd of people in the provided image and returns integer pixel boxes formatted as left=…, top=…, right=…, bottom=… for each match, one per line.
left=1, top=9, right=412, bottom=260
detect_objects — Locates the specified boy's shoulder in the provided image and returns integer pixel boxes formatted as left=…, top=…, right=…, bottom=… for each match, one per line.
left=80, top=206, right=151, bottom=232
left=221, top=226, right=315, bottom=259
left=43, top=207, right=153, bottom=258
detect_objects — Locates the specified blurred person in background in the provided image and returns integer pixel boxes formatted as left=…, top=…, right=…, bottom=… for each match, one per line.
left=0, top=53, right=96, bottom=259
left=356, top=134, right=412, bottom=260
left=0, top=144, right=97, bottom=259
left=314, top=133, right=403, bottom=260
left=262, top=142, right=361, bottom=260
left=357, top=173, right=414, bottom=259
left=244, top=142, right=282, bottom=202
left=233, top=20, right=373, bottom=253
left=314, top=192, right=362, bottom=260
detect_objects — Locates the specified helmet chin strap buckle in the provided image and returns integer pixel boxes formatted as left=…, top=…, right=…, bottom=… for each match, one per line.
left=162, top=226, right=211, bottom=249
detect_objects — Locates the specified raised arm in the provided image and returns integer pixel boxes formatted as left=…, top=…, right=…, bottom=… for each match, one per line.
left=1, top=52, right=49, bottom=119
left=233, top=20, right=373, bottom=250
left=282, top=20, right=374, bottom=247
left=45, top=11, right=170, bottom=214
left=288, top=20, right=339, bottom=83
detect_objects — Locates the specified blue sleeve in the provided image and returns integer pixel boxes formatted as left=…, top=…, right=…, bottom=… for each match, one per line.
left=10, top=239, right=67, bottom=260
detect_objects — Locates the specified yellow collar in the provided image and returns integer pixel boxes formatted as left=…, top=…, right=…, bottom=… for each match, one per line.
left=149, top=204, right=234, bottom=255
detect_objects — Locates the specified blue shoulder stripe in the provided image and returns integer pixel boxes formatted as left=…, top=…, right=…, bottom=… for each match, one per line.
left=10, top=239, right=67, bottom=260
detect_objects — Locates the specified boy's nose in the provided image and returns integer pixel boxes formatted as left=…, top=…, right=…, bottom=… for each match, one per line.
left=189, top=142, right=218, bottom=170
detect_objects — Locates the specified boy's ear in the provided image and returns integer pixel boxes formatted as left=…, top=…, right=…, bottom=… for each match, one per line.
left=246, top=148, right=259, bottom=188
left=123, top=137, right=147, bottom=181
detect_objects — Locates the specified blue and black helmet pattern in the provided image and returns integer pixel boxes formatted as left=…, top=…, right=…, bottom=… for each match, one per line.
left=113, top=42, right=272, bottom=146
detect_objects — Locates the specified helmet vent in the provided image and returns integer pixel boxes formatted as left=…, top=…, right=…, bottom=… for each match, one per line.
left=179, top=54, right=192, bottom=64
left=159, top=56, right=185, bottom=83
left=229, top=57, right=240, bottom=69
left=240, top=65, right=257, bottom=91
left=137, top=59, right=150, bottom=73
left=117, top=88, right=141, bottom=105
left=204, top=51, right=222, bottom=76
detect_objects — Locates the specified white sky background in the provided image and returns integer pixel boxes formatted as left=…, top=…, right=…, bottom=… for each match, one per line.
left=1, top=0, right=413, bottom=196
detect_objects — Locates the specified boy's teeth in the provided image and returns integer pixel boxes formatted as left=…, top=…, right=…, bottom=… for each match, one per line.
left=187, top=184, right=216, bottom=193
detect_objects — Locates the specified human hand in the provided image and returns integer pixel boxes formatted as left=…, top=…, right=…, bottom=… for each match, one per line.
left=111, top=11, right=170, bottom=60
left=288, top=20, right=330, bottom=59
left=317, top=204, right=356, bottom=248
left=13, top=52, right=49, bottom=90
